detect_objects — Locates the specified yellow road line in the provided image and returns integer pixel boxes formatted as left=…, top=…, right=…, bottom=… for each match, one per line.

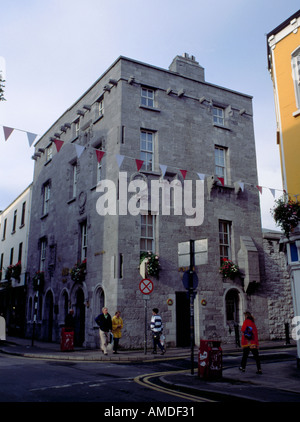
left=134, top=370, right=215, bottom=403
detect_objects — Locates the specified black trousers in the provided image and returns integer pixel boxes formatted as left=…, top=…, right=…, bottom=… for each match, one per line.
left=241, top=347, right=261, bottom=370
left=113, top=337, right=120, bottom=352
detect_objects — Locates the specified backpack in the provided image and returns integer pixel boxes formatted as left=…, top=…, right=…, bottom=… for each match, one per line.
left=244, top=325, right=253, bottom=340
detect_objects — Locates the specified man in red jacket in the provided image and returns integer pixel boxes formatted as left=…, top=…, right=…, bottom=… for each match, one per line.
left=239, top=312, right=262, bottom=374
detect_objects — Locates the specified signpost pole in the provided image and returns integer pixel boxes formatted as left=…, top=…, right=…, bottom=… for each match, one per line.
left=144, top=296, right=148, bottom=355
left=139, top=279, right=153, bottom=355
left=189, top=240, right=195, bottom=375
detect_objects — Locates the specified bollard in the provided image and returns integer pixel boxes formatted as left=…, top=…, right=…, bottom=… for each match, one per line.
left=285, top=322, right=291, bottom=345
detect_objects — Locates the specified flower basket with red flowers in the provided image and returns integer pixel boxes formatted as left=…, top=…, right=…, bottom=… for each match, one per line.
left=219, top=258, right=241, bottom=280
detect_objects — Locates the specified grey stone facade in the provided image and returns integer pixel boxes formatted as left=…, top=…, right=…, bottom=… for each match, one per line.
left=26, top=54, right=274, bottom=348
left=263, top=230, right=294, bottom=340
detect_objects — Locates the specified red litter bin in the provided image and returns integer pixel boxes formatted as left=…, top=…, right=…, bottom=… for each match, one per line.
left=61, top=327, right=74, bottom=351
left=198, top=339, right=222, bottom=379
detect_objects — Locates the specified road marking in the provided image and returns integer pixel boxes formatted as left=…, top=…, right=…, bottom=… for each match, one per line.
left=134, top=370, right=215, bottom=402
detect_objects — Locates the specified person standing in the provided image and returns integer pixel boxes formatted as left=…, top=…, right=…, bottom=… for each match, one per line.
left=95, top=307, right=112, bottom=355
left=112, top=311, right=123, bottom=354
left=239, top=311, right=262, bottom=374
left=150, top=308, right=165, bottom=355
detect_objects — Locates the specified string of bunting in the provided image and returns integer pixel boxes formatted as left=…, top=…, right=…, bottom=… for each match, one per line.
left=0, top=125, right=288, bottom=199
left=52, top=138, right=287, bottom=199
left=1, top=124, right=39, bottom=147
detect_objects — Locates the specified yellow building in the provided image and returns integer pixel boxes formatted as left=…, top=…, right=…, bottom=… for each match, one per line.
left=267, top=10, right=300, bottom=199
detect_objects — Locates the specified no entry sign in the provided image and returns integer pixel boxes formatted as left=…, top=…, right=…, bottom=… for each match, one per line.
left=139, top=278, right=154, bottom=295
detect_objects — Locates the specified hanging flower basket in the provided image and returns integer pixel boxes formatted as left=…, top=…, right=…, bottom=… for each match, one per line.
left=32, top=271, right=45, bottom=291
left=70, top=259, right=87, bottom=283
left=271, top=196, right=300, bottom=238
left=219, top=258, right=241, bottom=280
left=5, top=265, right=13, bottom=282
left=12, top=261, right=22, bottom=280
left=140, top=252, right=160, bottom=278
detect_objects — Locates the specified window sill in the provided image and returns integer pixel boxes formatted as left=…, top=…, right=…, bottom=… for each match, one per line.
left=139, top=105, right=161, bottom=113
left=213, top=124, right=231, bottom=131
left=293, top=109, right=300, bottom=117
left=93, top=114, right=104, bottom=125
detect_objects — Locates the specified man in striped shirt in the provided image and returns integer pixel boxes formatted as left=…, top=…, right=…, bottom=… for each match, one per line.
left=150, top=308, right=165, bottom=355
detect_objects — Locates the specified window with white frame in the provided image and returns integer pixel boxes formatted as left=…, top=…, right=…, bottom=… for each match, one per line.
left=43, top=182, right=51, bottom=215
left=98, top=98, right=104, bottom=117
left=140, top=213, right=154, bottom=253
left=291, top=47, right=300, bottom=109
left=141, top=87, right=154, bottom=108
left=72, top=162, right=78, bottom=198
left=219, top=220, right=231, bottom=263
left=213, top=106, right=224, bottom=126
left=75, top=119, right=80, bottom=137
left=46, top=144, right=53, bottom=162
left=12, top=210, right=17, bottom=233
left=0, top=253, right=3, bottom=281
left=140, top=130, right=154, bottom=171
left=215, top=146, right=227, bottom=184
left=40, top=239, right=46, bottom=272
left=81, top=221, right=87, bottom=261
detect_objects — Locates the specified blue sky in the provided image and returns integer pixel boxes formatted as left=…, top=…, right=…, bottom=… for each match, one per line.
left=0, top=0, right=299, bottom=229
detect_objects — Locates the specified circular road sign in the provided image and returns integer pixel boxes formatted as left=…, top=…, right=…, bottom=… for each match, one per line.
left=139, top=279, right=154, bottom=295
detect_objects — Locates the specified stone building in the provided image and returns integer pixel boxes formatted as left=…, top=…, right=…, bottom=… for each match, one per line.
left=26, top=54, right=270, bottom=348
left=0, top=184, right=32, bottom=335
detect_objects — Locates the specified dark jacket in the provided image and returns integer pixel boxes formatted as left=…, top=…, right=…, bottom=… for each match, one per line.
left=95, top=313, right=112, bottom=332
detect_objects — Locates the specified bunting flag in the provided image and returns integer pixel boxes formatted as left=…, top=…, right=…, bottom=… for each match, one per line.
left=116, top=154, right=124, bottom=168
left=257, top=185, right=263, bottom=194
left=95, top=150, right=105, bottom=163
left=239, top=182, right=245, bottom=192
left=197, top=173, right=206, bottom=180
left=2, top=125, right=39, bottom=146
left=180, top=170, right=187, bottom=180
left=269, top=188, right=276, bottom=198
left=159, top=164, right=167, bottom=177
left=136, top=159, right=144, bottom=171
left=217, top=177, right=224, bottom=186
left=53, top=139, right=64, bottom=152
left=27, top=132, right=38, bottom=147
left=3, top=126, right=14, bottom=141
left=75, top=144, right=85, bottom=158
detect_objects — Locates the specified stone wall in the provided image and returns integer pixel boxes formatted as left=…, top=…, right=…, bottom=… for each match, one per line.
left=263, top=230, right=294, bottom=340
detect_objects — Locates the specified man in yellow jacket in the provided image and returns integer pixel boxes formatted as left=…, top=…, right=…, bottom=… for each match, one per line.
left=112, top=311, right=123, bottom=354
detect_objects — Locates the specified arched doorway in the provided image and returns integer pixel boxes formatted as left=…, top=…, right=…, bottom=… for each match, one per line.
left=74, top=288, right=85, bottom=346
left=225, top=289, right=241, bottom=346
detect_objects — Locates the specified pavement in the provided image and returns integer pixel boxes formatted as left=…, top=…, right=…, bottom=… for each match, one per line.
left=1, top=336, right=300, bottom=401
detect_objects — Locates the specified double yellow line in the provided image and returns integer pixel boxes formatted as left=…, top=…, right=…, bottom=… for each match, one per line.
left=134, top=369, right=215, bottom=402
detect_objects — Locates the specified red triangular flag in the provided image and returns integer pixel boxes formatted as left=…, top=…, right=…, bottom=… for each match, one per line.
left=256, top=185, right=262, bottom=194
left=3, top=126, right=14, bottom=141
left=217, top=177, right=224, bottom=186
left=53, top=139, right=64, bottom=152
left=136, top=159, right=144, bottom=171
left=180, top=170, right=187, bottom=180
left=96, top=150, right=105, bottom=163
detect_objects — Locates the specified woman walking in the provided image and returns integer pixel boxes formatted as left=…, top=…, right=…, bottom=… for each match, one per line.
left=112, top=311, right=123, bottom=354
left=239, top=311, right=262, bottom=374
